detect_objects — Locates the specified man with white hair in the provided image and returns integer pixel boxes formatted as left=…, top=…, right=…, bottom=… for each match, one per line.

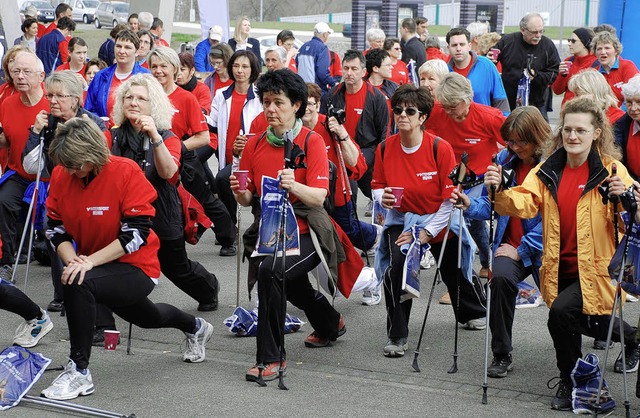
left=297, top=22, right=340, bottom=94
left=138, top=11, right=153, bottom=31
left=466, top=21, right=489, bottom=53
left=264, top=46, right=287, bottom=71
left=195, top=26, right=223, bottom=72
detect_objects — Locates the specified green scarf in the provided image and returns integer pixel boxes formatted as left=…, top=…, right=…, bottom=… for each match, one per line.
left=266, top=118, right=303, bottom=147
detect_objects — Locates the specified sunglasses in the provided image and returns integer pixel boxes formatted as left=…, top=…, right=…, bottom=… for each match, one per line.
left=392, top=106, right=423, bottom=116
left=568, top=39, right=579, bottom=44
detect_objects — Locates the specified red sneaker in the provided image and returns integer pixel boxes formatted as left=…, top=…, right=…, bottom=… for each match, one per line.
left=245, top=361, right=286, bottom=382
left=304, top=315, right=346, bottom=348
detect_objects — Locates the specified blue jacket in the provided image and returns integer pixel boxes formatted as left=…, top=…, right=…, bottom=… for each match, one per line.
left=98, top=38, right=115, bottom=65
left=464, top=149, right=543, bottom=283
left=447, top=51, right=510, bottom=116
left=85, top=63, right=150, bottom=117
left=297, top=36, right=340, bottom=94
left=195, top=38, right=213, bottom=72
left=37, top=29, right=65, bottom=75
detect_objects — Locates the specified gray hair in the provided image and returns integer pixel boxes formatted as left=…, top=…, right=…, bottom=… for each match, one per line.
left=138, top=12, right=153, bottom=30
left=147, top=46, right=181, bottom=81
left=466, top=22, right=489, bottom=40
left=15, top=50, right=44, bottom=72
left=366, top=28, right=386, bottom=43
left=437, top=73, right=474, bottom=107
left=45, top=70, right=84, bottom=111
left=112, top=74, right=175, bottom=131
left=622, top=74, right=640, bottom=100
left=425, top=35, right=441, bottom=49
left=418, top=59, right=449, bottom=79
left=519, top=12, right=544, bottom=31
left=49, top=117, right=110, bottom=173
left=265, top=46, right=287, bottom=64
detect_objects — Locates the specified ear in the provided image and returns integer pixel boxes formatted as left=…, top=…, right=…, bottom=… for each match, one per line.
left=593, top=127, right=602, bottom=140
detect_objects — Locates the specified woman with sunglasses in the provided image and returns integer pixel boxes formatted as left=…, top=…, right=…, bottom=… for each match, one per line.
left=451, top=106, right=546, bottom=378
left=484, top=97, right=640, bottom=411
left=372, top=84, right=485, bottom=358
left=383, top=37, right=409, bottom=86
left=552, top=28, right=596, bottom=107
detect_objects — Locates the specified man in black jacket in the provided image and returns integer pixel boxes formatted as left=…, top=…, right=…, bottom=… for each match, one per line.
left=400, top=18, right=427, bottom=72
left=492, top=12, right=560, bottom=120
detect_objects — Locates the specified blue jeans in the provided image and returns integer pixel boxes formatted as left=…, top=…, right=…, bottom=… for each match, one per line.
left=330, top=201, right=377, bottom=250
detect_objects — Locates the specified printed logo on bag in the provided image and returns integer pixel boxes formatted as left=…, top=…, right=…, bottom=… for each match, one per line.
left=416, top=171, right=437, bottom=181
left=87, top=206, right=109, bottom=215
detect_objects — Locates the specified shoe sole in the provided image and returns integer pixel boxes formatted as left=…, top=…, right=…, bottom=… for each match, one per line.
left=383, top=350, right=406, bottom=358
left=14, top=321, right=54, bottom=348
left=183, top=322, right=214, bottom=363
left=614, top=363, right=639, bottom=373
left=41, top=384, right=95, bottom=400
left=304, top=341, right=331, bottom=348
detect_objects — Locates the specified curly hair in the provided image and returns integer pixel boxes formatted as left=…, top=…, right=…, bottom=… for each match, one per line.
left=112, top=74, right=175, bottom=131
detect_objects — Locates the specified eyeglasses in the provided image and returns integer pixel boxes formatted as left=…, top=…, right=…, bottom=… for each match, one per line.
left=524, top=28, right=545, bottom=35
left=210, top=60, right=225, bottom=68
left=392, top=106, right=422, bottom=116
left=10, top=68, right=38, bottom=77
left=45, top=93, right=73, bottom=100
left=124, top=95, right=150, bottom=104
left=505, top=138, right=529, bottom=147
left=562, top=127, right=593, bottom=136
left=307, top=101, right=317, bottom=107
left=568, top=39, right=578, bottom=44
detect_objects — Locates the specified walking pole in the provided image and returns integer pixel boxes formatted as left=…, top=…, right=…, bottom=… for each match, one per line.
left=448, top=153, right=469, bottom=375
left=482, top=154, right=498, bottom=404
left=236, top=205, right=241, bottom=307
left=12, top=134, right=46, bottom=288
left=21, top=395, right=136, bottom=417
left=126, top=322, right=133, bottom=355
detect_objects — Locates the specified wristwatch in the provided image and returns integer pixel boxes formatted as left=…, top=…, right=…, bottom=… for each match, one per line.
left=151, top=138, right=165, bottom=148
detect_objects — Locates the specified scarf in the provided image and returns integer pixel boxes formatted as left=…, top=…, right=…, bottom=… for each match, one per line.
left=266, top=118, right=302, bottom=147
left=182, top=74, right=198, bottom=92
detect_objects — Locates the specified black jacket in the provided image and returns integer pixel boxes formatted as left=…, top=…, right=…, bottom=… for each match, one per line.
left=401, top=36, right=426, bottom=70
left=494, top=32, right=560, bottom=109
left=321, top=81, right=389, bottom=151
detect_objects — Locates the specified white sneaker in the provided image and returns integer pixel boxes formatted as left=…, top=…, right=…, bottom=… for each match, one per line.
left=14, top=309, right=53, bottom=348
left=420, top=251, right=435, bottom=270
left=183, top=318, right=214, bottom=363
left=41, top=360, right=94, bottom=400
left=464, top=317, right=487, bottom=330
left=626, top=294, right=639, bottom=303
left=362, top=285, right=382, bottom=306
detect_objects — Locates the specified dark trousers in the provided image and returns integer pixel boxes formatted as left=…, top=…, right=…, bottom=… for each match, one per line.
left=349, top=146, right=376, bottom=205
left=256, top=234, right=340, bottom=363
left=158, top=237, right=219, bottom=304
left=0, top=176, right=28, bottom=265
left=489, top=256, right=532, bottom=355
left=195, top=145, right=217, bottom=194
left=46, top=225, right=64, bottom=302
left=63, top=262, right=196, bottom=369
left=383, top=225, right=486, bottom=340
left=0, top=282, right=40, bottom=320
left=180, top=149, right=235, bottom=247
left=548, top=278, right=637, bottom=379
left=329, top=201, right=377, bottom=250
left=215, top=164, right=237, bottom=225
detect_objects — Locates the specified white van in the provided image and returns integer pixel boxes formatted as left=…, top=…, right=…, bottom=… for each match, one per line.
left=69, top=0, right=100, bottom=24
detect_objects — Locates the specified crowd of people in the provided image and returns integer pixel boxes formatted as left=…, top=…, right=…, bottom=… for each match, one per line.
left=1, top=4, right=640, bottom=414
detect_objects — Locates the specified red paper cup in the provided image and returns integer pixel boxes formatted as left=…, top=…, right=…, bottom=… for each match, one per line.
left=565, top=61, right=573, bottom=71
left=104, top=330, right=120, bottom=350
left=390, top=187, right=404, bottom=208
left=235, top=170, right=249, bottom=192
left=490, top=48, right=500, bottom=60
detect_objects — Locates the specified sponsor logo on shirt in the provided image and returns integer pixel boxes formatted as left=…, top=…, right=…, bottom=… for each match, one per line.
left=578, top=184, right=586, bottom=189
left=317, top=175, right=329, bottom=180
left=416, top=171, right=437, bottom=181
left=87, top=206, right=109, bottom=215
left=353, top=108, right=363, bottom=115
left=465, top=138, right=481, bottom=145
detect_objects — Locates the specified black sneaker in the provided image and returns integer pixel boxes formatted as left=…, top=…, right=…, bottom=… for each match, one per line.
left=47, top=300, right=64, bottom=312
left=0, top=264, right=14, bottom=283
left=487, top=353, right=513, bottom=378
left=614, top=343, right=640, bottom=373
left=593, top=339, right=614, bottom=350
left=548, top=377, right=573, bottom=411
left=219, top=245, right=236, bottom=257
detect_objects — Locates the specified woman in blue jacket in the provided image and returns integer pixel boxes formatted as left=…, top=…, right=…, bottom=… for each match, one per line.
left=452, top=106, right=546, bottom=378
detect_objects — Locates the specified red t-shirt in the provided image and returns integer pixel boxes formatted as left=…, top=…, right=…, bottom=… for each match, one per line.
left=59, top=36, right=70, bottom=66
left=606, top=106, right=625, bottom=125
left=343, top=83, right=367, bottom=140
left=371, top=132, right=457, bottom=243
left=42, top=22, right=57, bottom=36
left=55, top=62, right=87, bottom=75
left=453, top=56, right=473, bottom=78
left=600, top=57, right=640, bottom=107
left=168, top=87, right=208, bottom=141
left=502, top=160, right=536, bottom=249
left=106, top=73, right=131, bottom=124
left=239, top=126, right=329, bottom=234
left=390, top=60, right=409, bottom=86
left=46, top=156, right=161, bottom=278
left=552, top=54, right=598, bottom=106
left=249, top=111, right=269, bottom=137
left=225, top=90, right=247, bottom=164
left=37, top=22, right=48, bottom=39
left=0, top=93, right=49, bottom=180
left=329, top=50, right=342, bottom=78
left=189, top=81, right=212, bottom=114
left=213, top=74, right=233, bottom=97
left=557, top=161, right=589, bottom=279
left=425, top=102, right=505, bottom=175
left=627, top=127, right=640, bottom=179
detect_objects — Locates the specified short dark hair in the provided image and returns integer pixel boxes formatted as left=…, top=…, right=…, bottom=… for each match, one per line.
left=343, top=49, right=365, bottom=68
left=228, top=50, right=261, bottom=84
left=128, top=13, right=138, bottom=22
left=277, top=30, right=295, bottom=45
left=68, top=37, right=87, bottom=54
left=178, top=52, right=195, bottom=70
left=383, top=37, right=401, bottom=51
left=57, top=16, right=76, bottom=31
left=391, top=84, right=434, bottom=121
left=55, top=3, right=72, bottom=18
left=86, top=57, right=107, bottom=71
left=257, top=69, right=308, bottom=119
left=306, top=82, right=322, bottom=104
left=415, top=17, right=428, bottom=26
left=365, top=48, right=390, bottom=76
left=115, top=29, right=140, bottom=50
left=151, top=17, right=164, bottom=30
left=401, top=18, right=416, bottom=33
left=21, top=17, right=38, bottom=33
left=110, top=23, right=128, bottom=39
left=446, top=27, right=470, bottom=44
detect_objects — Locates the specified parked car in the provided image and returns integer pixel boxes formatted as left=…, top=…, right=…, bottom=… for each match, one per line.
left=20, top=1, right=56, bottom=23
left=69, top=0, right=100, bottom=24
left=256, top=35, right=304, bottom=63
left=93, top=1, right=129, bottom=29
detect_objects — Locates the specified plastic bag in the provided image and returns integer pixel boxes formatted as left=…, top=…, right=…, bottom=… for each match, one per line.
left=0, top=346, right=51, bottom=410
left=515, top=70, right=530, bottom=107
left=608, top=215, right=640, bottom=295
left=570, top=353, right=615, bottom=415
left=401, top=226, right=424, bottom=302
left=223, top=306, right=304, bottom=337
left=255, top=176, right=300, bottom=257
left=515, top=281, right=544, bottom=309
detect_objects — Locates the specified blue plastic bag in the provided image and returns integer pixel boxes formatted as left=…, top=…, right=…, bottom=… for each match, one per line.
left=400, top=226, right=425, bottom=302
left=255, top=176, right=300, bottom=257
left=223, top=306, right=305, bottom=337
left=0, top=346, right=51, bottom=410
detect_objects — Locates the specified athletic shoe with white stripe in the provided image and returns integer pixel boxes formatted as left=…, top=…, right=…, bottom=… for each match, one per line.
left=41, top=360, right=95, bottom=400
left=13, top=309, right=53, bottom=348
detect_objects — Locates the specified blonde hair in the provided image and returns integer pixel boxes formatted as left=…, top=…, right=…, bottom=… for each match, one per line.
left=49, top=117, right=110, bottom=173
left=545, top=96, right=620, bottom=160
left=147, top=46, right=180, bottom=82
left=234, top=16, right=250, bottom=44
left=111, top=74, right=175, bottom=131
left=591, top=31, right=623, bottom=56
left=568, top=69, right=618, bottom=111
left=437, top=72, right=474, bottom=107
left=477, top=32, right=502, bottom=56
left=2, top=45, right=32, bottom=85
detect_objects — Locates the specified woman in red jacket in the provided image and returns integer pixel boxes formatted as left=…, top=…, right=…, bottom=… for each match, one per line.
left=592, top=31, right=639, bottom=107
left=552, top=28, right=597, bottom=107
left=177, top=52, right=212, bottom=115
